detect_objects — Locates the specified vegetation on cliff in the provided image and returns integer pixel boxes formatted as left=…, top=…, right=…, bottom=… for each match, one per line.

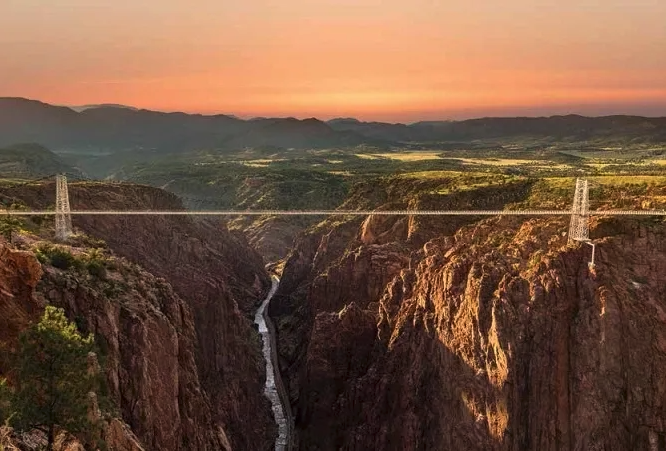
left=0, top=216, right=23, bottom=243
left=0, top=180, right=274, bottom=451
left=1, top=306, right=105, bottom=451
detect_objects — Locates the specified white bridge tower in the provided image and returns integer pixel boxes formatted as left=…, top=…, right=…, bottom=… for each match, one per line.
left=55, top=174, right=73, bottom=241
left=568, top=178, right=595, bottom=270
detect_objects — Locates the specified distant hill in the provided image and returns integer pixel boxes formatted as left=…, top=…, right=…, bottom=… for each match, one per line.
left=0, top=98, right=381, bottom=154
left=327, top=118, right=416, bottom=142
left=224, top=117, right=383, bottom=149
left=0, top=143, right=81, bottom=178
left=328, top=117, right=361, bottom=124
left=328, top=115, right=666, bottom=144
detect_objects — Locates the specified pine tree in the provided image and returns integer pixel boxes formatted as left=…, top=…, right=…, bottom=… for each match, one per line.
left=9, top=306, right=99, bottom=451
left=0, top=215, right=23, bottom=244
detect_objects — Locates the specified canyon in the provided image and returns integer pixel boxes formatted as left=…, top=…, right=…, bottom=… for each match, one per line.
left=268, top=180, right=666, bottom=450
left=1, top=181, right=276, bottom=450
left=3, top=175, right=666, bottom=450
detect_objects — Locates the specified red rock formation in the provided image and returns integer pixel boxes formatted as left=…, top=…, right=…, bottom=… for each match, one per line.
left=65, top=185, right=275, bottom=451
left=0, top=244, right=148, bottom=451
left=0, top=244, right=43, bottom=371
left=272, top=182, right=666, bottom=450
left=0, top=181, right=275, bottom=450
left=37, top=261, right=228, bottom=450
left=1, top=420, right=145, bottom=451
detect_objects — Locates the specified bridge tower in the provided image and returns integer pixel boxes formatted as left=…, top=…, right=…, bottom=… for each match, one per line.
left=55, top=174, right=73, bottom=241
left=568, top=178, right=595, bottom=270
left=568, top=178, right=590, bottom=242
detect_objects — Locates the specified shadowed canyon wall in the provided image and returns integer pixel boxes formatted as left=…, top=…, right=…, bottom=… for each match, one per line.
left=271, top=179, right=666, bottom=450
left=0, top=182, right=275, bottom=451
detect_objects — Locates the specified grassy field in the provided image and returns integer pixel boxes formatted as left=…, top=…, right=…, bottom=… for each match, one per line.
left=9, top=144, right=666, bottom=262
left=11, top=144, right=666, bottom=212
left=104, top=144, right=666, bottom=218
left=356, top=151, right=444, bottom=161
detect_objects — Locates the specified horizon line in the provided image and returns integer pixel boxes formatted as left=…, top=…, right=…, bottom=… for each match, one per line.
left=4, top=96, right=666, bottom=125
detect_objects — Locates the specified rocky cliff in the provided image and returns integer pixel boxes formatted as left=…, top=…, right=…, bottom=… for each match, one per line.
left=0, top=181, right=275, bottom=450
left=0, top=243, right=146, bottom=451
left=270, top=177, right=666, bottom=450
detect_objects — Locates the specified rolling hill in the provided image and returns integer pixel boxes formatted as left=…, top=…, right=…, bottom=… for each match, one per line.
left=0, top=143, right=81, bottom=178
left=328, top=115, right=666, bottom=144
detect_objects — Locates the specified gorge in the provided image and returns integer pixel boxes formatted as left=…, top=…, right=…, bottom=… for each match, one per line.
left=3, top=174, right=666, bottom=450
left=1, top=181, right=275, bottom=450
left=266, top=177, right=666, bottom=450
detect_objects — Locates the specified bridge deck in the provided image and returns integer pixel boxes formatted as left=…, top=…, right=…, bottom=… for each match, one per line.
left=3, top=209, right=666, bottom=216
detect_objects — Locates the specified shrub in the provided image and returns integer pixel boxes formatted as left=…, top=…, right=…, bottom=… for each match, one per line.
left=33, top=244, right=83, bottom=271
left=0, top=216, right=24, bottom=243
left=81, top=249, right=109, bottom=279
left=48, top=248, right=77, bottom=270
left=528, top=250, right=544, bottom=269
left=77, top=235, right=107, bottom=250
left=86, top=260, right=107, bottom=279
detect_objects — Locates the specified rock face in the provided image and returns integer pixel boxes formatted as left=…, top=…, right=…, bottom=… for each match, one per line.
left=36, top=259, right=226, bottom=450
left=0, top=244, right=147, bottom=451
left=232, top=216, right=317, bottom=264
left=0, top=181, right=275, bottom=451
left=67, top=185, right=274, bottom=451
left=0, top=245, right=43, bottom=371
left=271, top=180, right=666, bottom=450
left=1, top=419, right=145, bottom=451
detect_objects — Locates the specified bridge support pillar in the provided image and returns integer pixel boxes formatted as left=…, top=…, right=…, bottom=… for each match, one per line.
left=568, top=178, right=595, bottom=270
left=568, top=178, right=590, bottom=242
left=55, top=174, right=73, bottom=241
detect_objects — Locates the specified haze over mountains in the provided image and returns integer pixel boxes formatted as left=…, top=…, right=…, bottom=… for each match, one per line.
left=0, top=98, right=379, bottom=153
left=2, top=97, right=666, bottom=155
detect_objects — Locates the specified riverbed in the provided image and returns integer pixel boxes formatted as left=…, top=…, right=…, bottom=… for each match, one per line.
left=254, top=275, right=289, bottom=450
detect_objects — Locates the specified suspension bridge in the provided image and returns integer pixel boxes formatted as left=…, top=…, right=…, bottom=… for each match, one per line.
left=2, top=175, right=663, bottom=269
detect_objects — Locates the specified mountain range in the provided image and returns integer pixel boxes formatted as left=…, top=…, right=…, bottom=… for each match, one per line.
left=1, top=97, right=666, bottom=155
left=0, top=98, right=381, bottom=153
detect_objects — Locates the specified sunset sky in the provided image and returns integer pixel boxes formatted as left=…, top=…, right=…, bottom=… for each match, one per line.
left=2, top=0, right=666, bottom=122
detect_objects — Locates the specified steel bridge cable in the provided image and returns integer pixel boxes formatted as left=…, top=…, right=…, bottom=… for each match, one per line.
left=3, top=209, right=666, bottom=216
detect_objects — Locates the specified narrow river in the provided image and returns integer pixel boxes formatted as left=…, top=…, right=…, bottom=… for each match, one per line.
left=254, top=275, right=290, bottom=451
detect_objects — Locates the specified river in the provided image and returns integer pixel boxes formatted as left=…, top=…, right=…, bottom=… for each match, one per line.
left=254, top=275, right=290, bottom=451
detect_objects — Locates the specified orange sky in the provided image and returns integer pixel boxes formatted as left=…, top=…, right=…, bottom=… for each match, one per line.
left=2, top=0, right=666, bottom=121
